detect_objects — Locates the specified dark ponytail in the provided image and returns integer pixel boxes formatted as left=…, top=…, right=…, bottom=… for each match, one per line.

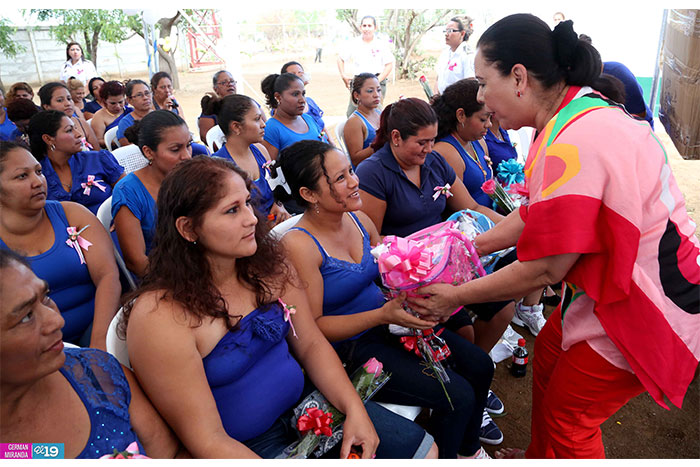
left=371, top=98, right=437, bottom=151
left=27, top=110, right=66, bottom=160
left=477, top=14, right=601, bottom=91
left=135, top=110, right=187, bottom=153
left=275, top=140, right=336, bottom=207
left=213, top=94, right=256, bottom=137
left=260, top=73, right=303, bottom=109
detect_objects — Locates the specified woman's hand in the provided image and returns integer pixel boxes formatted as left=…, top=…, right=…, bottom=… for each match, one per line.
left=382, top=292, right=439, bottom=329
left=269, top=202, right=291, bottom=226
left=339, top=408, right=379, bottom=459
left=405, top=283, right=464, bottom=322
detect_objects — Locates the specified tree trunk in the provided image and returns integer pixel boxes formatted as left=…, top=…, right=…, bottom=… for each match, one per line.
left=157, top=13, right=182, bottom=89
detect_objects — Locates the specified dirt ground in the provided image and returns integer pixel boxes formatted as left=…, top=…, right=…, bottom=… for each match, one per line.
left=167, top=50, right=699, bottom=459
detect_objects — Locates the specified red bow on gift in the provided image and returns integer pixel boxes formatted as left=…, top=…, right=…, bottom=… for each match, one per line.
left=297, top=408, right=333, bottom=437
left=400, top=335, right=421, bottom=356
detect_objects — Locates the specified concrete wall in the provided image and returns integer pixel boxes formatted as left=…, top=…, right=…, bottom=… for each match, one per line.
left=1, top=25, right=190, bottom=87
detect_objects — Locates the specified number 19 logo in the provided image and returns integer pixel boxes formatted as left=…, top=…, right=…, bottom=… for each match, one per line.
left=32, top=443, right=64, bottom=459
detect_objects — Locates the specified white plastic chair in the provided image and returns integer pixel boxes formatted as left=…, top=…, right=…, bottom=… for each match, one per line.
left=106, top=308, right=131, bottom=369
left=270, top=214, right=302, bottom=240
left=334, top=119, right=348, bottom=155
left=111, top=144, right=149, bottom=174
left=206, top=124, right=226, bottom=153
left=96, top=196, right=138, bottom=291
left=104, top=126, right=120, bottom=151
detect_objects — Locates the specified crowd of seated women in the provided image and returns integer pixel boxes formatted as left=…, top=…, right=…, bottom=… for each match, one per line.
left=0, top=45, right=615, bottom=459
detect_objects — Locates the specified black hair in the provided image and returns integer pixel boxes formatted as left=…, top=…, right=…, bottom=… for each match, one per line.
left=281, top=61, right=303, bottom=74
left=477, top=14, right=601, bottom=91
left=204, top=94, right=256, bottom=137
left=131, top=110, right=187, bottom=152
left=38, top=82, right=69, bottom=108
left=27, top=110, right=67, bottom=160
left=372, top=98, right=438, bottom=151
left=150, top=71, right=172, bottom=91
left=0, top=140, right=28, bottom=174
left=65, top=41, right=83, bottom=61
left=125, top=79, right=149, bottom=98
left=0, top=248, right=31, bottom=270
left=7, top=98, right=39, bottom=123
left=260, top=73, right=304, bottom=109
left=88, top=77, right=105, bottom=98
left=449, top=16, right=474, bottom=42
left=351, top=73, right=379, bottom=105
left=275, top=140, right=337, bottom=208
left=432, top=78, right=483, bottom=140
left=593, top=73, right=626, bottom=104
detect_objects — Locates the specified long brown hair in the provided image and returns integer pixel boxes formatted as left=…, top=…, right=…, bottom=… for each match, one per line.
left=119, top=157, right=290, bottom=336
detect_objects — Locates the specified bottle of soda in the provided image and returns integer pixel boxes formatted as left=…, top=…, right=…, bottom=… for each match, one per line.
left=511, top=338, right=528, bottom=377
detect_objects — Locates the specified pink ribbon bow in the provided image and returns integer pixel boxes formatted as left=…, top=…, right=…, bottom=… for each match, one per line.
left=261, top=160, right=274, bottom=172
left=278, top=298, right=298, bottom=338
left=377, top=237, right=433, bottom=288
left=81, top=175, right=107, bottom=196
left=65, top=225, right=92, bottom=264
left=432, top=184, right=453, bottom=201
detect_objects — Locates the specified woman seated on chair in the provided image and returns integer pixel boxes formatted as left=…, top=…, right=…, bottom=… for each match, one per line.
left=356, top=98, right=514, bottom=353
left=67, top=78, right=88, bottom=118
left=84, top=77, right=106, bottom=116
left=151, top=72, right=185, bottom=122
left=90, top=81, right=133, bottom=149
left=210, top=94, right=290, bottom=226
left=0, top=141, right=121, bottom=349
left=0, top=249, right=188, bottom=458
left=117, top=80, right=153, bottom=148
left=39, top=82, right=100, bottom=152
left=112, top=110, right=192, bottom=278
left=279, top=139, right=494, bottom=459
left=260, top=72, right=329, bottom=161
left=27, top=110, right=124, bottom=215
left=343, top=73, right=381, bottom=167
left=121, top=156, right=437, bottom=459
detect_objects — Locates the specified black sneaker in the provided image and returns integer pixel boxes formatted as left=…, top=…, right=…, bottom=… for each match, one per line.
left=479, top=409, right=504, bottom=445
left=485, top=389, right=505, bottom=415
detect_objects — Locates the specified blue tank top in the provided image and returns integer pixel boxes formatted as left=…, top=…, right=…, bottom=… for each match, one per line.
left=61, top=348, right=145, bottom=459
left=352, top=110, right=378, bottom=150
left=0, top=201, right=96, bottom=344
left=202, top=302, right=304, bottom=442
left=290, top=213, right=384, bottom=341
left=212, top=144, right=275, bottom=214
left=105, top=107, right=134, bottom=131
left=438, top=134, right=493, bottom=207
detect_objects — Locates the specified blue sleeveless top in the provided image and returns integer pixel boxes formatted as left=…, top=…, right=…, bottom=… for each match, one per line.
left=290, top=213, right=384, bottom=341
left=111, top=173, right=157, bottom=257
left=437, top=134, right=493, bottom=207
left=105, top=107, right=134, bottom=131
left=0, top=201, right=96, bottom=344
left=41, top=150, right=124, bottom=215
left=202, top=302, right=304, bottom=442
left=60, top=348, right=144, bottom=459
left=352, top=110, right=378, bottom=149
left=212, top=144, right=274, bottom=214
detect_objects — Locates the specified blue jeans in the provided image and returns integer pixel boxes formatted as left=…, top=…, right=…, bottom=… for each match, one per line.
left=243, top=396, right=433, bottom=459
left=335, top=325, right=493, bottom=458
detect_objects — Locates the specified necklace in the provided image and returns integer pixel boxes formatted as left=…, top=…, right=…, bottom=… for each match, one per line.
left=104, top=108, right=120, bottom=118
left=61, top=181, right=72, bottom=191
left=463, top=140, right=493, bottom=182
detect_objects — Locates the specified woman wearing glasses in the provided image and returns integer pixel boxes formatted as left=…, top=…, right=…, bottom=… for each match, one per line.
left=117, top=80, right=154, bottom=147
left=434, top=17, right=475, bottom=95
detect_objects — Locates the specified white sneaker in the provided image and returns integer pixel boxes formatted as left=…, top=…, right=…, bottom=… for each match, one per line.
left=512, top=300, right=547, bottom=337
left=472, top=447, right=492, bottom=459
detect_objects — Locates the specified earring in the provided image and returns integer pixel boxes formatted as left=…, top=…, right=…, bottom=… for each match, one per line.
left=516, top=90, right=522, bottom=98
left=460, top=121, right=465, bottom=129
left=50, top=144, right=56, bottom=151
left=314, top=203, right=320, bottom=214
left=192, top=240, right=197, bottom=245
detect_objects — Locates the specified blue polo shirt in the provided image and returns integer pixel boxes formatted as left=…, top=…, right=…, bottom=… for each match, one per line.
left=356, top=142, right=457, bottom=237
left=484, top=128, right=518, bottom=168
left=0, top=109, right=17, bottom=141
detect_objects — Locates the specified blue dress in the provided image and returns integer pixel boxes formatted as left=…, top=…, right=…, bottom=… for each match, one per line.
left=61, top=348, right=145, bottom=459
left=0, top=109, right=18, bottom=140
left=0, top=201, right=96, bottom=344
left=105, top=107, right=134, bottom=131
left=356, top=142, right=457, bottom=237
left=116, top=113, right=136, bottom=140
left=202, top=302, right=305, bottom=442
left=83, top=100, right=102, bottom=115
left=484, top=128, right=518, bottom=168
left=352, top=110, right=378, bottom=149
left=42, top=150, right=124, bottom=215
left=435, top=135, right=492, bottom=208
left=263, top=113, right=328, bottom=152
left=111, top=173, right=157, bottom=256
left=212, top=144, right=274, bottom=214
left=290, top=213, right=383, bottom=342
left=304, top=97, right=326, bottom=132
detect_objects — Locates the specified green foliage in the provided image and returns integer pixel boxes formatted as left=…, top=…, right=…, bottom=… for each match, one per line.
left=30, top=9, right=135, bottom=62
left=384, top=9, right=455, bottom=79
left=0, top=16, right=25, bottom=58
left=336, top=9, right=360, bottom=35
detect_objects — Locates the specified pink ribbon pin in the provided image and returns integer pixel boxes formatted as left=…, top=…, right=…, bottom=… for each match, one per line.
left=65, top=225, right=92, bottom=264
left=433, top=184, right=453, bottom=201
left=278, top=298, right=298, bottom=338
left=81, top=175, right=107, bottom=196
